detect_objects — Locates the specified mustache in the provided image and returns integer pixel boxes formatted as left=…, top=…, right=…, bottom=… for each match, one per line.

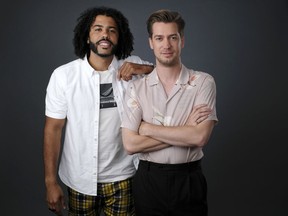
left=95, top=38, right=114, bottom=46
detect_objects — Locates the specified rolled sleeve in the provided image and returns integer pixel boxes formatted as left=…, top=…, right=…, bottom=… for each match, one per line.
left=196, top=75, right=218, bottom=122
left=121, top=82, right=142, bottom=132
left=45, top=71, right=67, bottom=119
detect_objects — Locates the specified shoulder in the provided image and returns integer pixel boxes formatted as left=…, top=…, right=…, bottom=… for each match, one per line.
left=53, top=58, right=82, bottom=74
left=48, top=58, right=86, bottom=87
left=126, top=73, right=149, bottom=91
left=122, top=55, right=152, bottom=65
left=186, top=68, right=215, bottom=85
left=51, top=58, right=90, bottom=82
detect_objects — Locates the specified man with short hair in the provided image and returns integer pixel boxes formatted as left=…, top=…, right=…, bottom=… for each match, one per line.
left=122, top=9, right=218, bottom=216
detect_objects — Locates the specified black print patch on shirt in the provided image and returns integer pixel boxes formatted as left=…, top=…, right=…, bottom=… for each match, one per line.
left=100, top=83, right=117, bottom=109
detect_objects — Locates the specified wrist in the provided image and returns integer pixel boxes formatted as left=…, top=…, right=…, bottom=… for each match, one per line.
left=45, top=177, right=58, bottom=187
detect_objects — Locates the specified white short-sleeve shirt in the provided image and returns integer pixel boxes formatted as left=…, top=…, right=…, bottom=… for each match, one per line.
left=45, top=55, right=151, bottom=195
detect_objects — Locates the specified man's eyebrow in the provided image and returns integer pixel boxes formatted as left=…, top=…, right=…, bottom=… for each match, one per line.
left=153, top=33, right=178, bottom=38
left=91, top=24, right=103, bottom=28
left=91, top=24, right=117, bottom=29
left=108, top=26, right=118, bottom=30
left=153, top=34, right=163, bottom=38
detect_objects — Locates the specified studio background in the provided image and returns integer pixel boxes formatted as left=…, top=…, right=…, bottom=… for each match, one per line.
left=0, top=0, right=287, bottom=215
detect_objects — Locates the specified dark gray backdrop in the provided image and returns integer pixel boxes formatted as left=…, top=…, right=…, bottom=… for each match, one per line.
left=1, top=0, right=287, bottom=215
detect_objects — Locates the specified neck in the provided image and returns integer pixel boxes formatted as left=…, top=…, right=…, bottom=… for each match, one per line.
left=88, top=52, right=114, bottom=71
left=156, top=63, right=182, bottom=84
left=155, top=63, right=182, bottom=96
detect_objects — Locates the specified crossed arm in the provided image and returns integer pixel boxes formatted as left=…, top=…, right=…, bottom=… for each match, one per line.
left=122, top=104, right=215, bottom=155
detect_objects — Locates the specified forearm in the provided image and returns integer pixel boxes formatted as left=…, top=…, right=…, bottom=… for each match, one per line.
left=122, top=128, right=170, bottom=154
left=118, top=62, right=154, bottom=80
left=134, top=64, right=154, bottom=75
left=43, top=118, right=65, bottom=186
left=44, top=134, right=61, bottom=186
left=140, top=121, right=215, bottom=147
left=141, top=140, right=171, bottom=153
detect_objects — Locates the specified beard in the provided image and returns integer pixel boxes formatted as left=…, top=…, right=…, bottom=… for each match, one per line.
left=156, top=56, right=179, bottom=67
left=89, top=39, right=117, bottom=58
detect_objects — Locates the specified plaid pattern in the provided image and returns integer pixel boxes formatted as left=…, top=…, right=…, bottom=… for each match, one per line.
left=68, top=178, right=135, bottom=216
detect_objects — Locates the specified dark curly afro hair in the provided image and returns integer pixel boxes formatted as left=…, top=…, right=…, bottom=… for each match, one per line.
left=73, top=6, right=134, bottom=60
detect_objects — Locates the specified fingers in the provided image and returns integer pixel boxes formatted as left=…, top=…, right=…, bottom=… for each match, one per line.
left=118, top=62, right=128, bottom=80
left=123, top=75, right=132, bottom=81
left=196, top=115, right=209, bottom=124
left=118, top=62, right=135, bottom=81
left=48, top=207, right=61, bottom=215
left=195, top=108, right=211, bottom=125
left=46, top=184, right=66, bottom=215
left=118, top=71, right=132, bottom=81
left=48, top=201, right=65, bottom=215
left=186, top=104, right=212, bottom=126
left=192, top=104, right=211, bottom=113
left=61, top=196, right=67, bottom=210
left=196, top=109, right=211, bottom=123
left=48, top=207, right=56, bottom=212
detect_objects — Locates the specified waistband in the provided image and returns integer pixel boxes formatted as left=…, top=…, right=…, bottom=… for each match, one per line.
left=138, top=160, right=201, bottom=172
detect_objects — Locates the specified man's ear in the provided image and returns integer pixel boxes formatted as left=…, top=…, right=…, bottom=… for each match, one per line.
left=149, top=38, right=154, bottom=50
left=181, top=36, right=185, bottom=48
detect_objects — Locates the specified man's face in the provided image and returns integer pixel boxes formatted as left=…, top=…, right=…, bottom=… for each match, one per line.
left=149, top=22, right=184, bottom=67
left=88, top=15, right=119, bottom=58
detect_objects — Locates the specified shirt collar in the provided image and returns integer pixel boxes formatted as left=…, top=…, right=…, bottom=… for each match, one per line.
left=109, top=56, right=119, bottom=71
left=83, top=55, right=119, bottom=77
left=83, top=56, right=96, bottom=77
left=177, top=65, right=191, bottom=85
left=148, top=64, right=191, bottom=86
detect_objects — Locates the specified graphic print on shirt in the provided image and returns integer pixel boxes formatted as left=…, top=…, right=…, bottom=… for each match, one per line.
left=100, top=83, right=117, bottom=109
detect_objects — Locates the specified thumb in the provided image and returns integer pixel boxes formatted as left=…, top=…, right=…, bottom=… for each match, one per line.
left=60, top=196, right=67, bottom=210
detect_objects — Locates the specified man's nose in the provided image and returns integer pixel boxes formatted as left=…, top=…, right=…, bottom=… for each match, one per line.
left=163, top=38, right=171, bottom=48
left=102, top=30, right=110, bottom=40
